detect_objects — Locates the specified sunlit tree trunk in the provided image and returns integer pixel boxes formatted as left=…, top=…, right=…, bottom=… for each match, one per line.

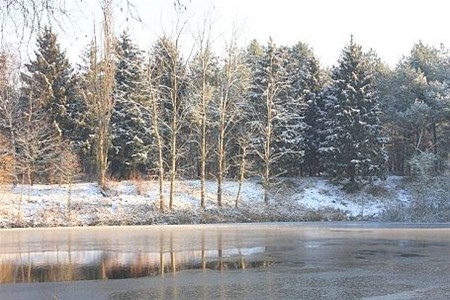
left=168, top=22, right=187, bottom=210
left=263, top=85, right=274, bottom=205
left=191, top=18, right=216, bottom=209
left=155, top=114, right=165, bottom=211
left=149, top=31, right=187, bottom=211
left=169, top=86, right=178, bottom=209
left=216, top=28, right=250, bottom=207
left=235, top=139, right=248, bottom=208
left=146, top=66, right=165, bottom=210
left=87, top=0, right=115, bottom=191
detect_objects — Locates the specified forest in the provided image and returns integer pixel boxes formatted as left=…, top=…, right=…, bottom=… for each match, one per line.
left=0, top=1, right=449, bottom=213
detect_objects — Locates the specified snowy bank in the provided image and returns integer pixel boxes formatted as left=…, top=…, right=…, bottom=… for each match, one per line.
left=0, top=176, right=444, bottom=228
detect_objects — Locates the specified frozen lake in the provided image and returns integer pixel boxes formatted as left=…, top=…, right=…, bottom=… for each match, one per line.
left=0, top=223, right=449, bottom=299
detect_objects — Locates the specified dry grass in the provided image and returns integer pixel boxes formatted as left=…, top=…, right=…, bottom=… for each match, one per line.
left=131, top=172, right=149, bottom=196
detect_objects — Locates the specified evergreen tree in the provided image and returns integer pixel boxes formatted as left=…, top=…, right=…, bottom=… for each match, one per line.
left=18, top=26, right=80, bottom=184
left=407, top=42, right=450, bottom=168
left=75, top=42, right=104, bottom=180
left=271, top=44, right=306, bottom=177
left=320, top=37, right=386, bottom=188
left=110, top=31, right=152, bottom=179
left=21, top=26, right=77, bottom=140
left=283, top=42, right=325, bottom=176
left=377, top=43, right=450, bottom=174
left=376, top=62, right=427, bottom=174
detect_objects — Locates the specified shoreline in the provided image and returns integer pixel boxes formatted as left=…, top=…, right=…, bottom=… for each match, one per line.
left=0, top=176, right=448, bottom=228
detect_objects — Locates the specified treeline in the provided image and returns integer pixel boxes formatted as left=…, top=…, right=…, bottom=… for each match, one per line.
left=0, top=23, right=449, bottom=208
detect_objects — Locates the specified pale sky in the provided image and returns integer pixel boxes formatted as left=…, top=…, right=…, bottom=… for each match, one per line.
left=211, top=0, right=450, bottom=66
left=18, top=0, right=450, bottom=68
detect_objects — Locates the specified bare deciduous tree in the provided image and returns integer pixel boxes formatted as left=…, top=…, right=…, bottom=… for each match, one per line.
left=0, top=51, right=20, bottom=184
left=149, top=31, right=188, bottom=210
left=83, top=0, right=115, bottom=192
left=190, top=17, right=218, bottom=209
left=1, top=0, right=71, bottom=41
left=216, top=27, right=249, bottom=207
left=144, top=62, right=166, bottom=210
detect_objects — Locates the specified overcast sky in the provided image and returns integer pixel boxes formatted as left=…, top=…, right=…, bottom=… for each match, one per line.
left=42, top=0, right=450, bottom=67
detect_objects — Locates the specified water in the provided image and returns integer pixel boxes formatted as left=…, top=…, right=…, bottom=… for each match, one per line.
left=0, top=223, right=449, bottom=299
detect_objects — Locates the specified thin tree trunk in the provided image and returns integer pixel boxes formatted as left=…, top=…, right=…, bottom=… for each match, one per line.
left=169, top=119, right=177, bottom=210
left=150, top=82, right=165, bottom=210
left=432, top=120, right=437, bottom=154
left=200, top=74, right=207, bottom=209
left=94, top=0, right=115, bottom=192
left=217, top=123, right=225, bottom=207
left=263, top=91, right=273, bottom=205
left=97, top=121, right=109, bottom=191
left=235, top=145, right=247, bottom=208
left=9, top=126, right=18, bottom=185
left=168, top=47, right=179, bottom=210
left=27, top=166, right=32, bottom=186
left=217, top=83, right=228, bottom=207
left=158, top=154, right=165, bottom=210
left=200, top=115, right=206, bottom=208
left=154, top=124, right=165, bottom=210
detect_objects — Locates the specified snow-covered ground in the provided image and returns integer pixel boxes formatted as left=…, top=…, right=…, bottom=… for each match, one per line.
left=0, top=176, right=417, bottom=228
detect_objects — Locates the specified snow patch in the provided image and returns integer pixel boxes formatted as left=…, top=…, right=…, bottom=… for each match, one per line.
left=0, top=177, right=415, bottom=228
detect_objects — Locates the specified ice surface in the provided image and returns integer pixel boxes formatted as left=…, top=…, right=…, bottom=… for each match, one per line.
left=0, top=224, right=449, bottom=300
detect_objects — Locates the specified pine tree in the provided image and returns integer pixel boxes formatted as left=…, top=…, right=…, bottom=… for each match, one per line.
left=320, top=37, right=386, bottom=189
left=377, top=43, right=450, bottom=175
left=21, top=26, right=77, bottom=139
left=276, top=42, right=326, bottom=177
left=18, top=26, right=80, bottom=184
left=110, top=31, right=152, bottom=179
left=287, top=43, right=327, bottom=176
left=270, top=45, right=306, bottom=178
left=407, top=42, right=450, bottom=169
left=376, top=62, right=427, bottom=174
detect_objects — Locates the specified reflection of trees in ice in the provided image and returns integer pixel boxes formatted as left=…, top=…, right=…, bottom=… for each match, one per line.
left=0, top=242, right=269, bottom=282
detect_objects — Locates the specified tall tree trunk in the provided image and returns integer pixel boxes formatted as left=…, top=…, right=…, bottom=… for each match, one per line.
left=169, top=55, right=180, bottom=210
left=200, top=116, right=206, bottom=209
left=217, top=121, right=225, bottom=207
left=97, top=119, right=109, bottom=191
left=169, top=114, right=177, bottom=210
left=149, top=73, right=166, bottom=210
left=193, top=24, right=214, bottom=209
left=153, top=115, right=165, bottom=211
left=157, top=146, right=165, bottom=210
left=9, top=126, right=18, bottom=185
left=95, top=0, right=115, bottom=192
left=263, top=90, right=273, bottom=205
left=235, top=144, right=247, bottom=208
left=200, top=69, right=208, bottom=209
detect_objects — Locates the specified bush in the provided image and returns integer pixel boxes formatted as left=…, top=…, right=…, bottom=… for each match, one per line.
left=342, top=181, right=361, bottom=193
left=408, top=152, right=450, bottom=222
left=409, top=152, right=439, bottom=178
